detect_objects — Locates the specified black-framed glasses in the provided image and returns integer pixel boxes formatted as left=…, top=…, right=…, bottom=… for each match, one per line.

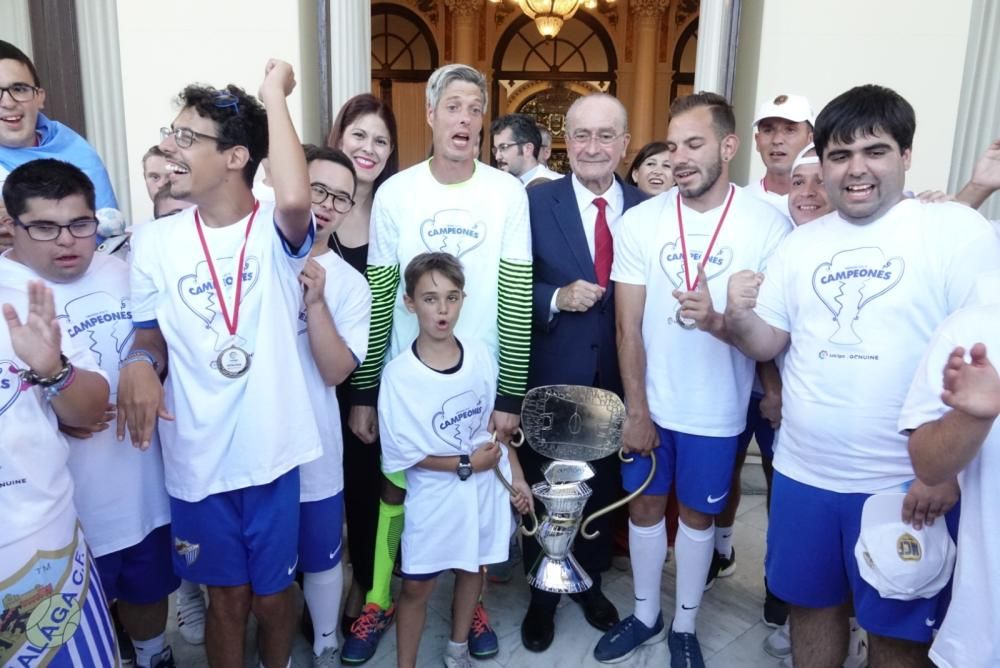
left=160, top=126, right=219, bottom=149
left=310, top=184, right=354, bottom=213
left=493, top=141, right=524, bottom=155
left=0, top=83, right=39, bottom=104
left=14, top=218, right=99, bottom=241
left=212, top=91, right=241, bottom=115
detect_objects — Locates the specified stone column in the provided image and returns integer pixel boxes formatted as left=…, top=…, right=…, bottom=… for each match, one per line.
left=446, top=0, right=480, bottom=66
left=948, top=0, right=1000, bottom=220
left=630, top=0, right=670, bottom=154
left=0, top=0, right=33, bottom=55
left=694, top=0, right=738, bottom=96
left=328, top=0, right=372, bottom=120
left=76, top=0, right=131, bottom=218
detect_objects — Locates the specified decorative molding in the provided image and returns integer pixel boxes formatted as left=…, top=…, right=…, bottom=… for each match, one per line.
left=631, top=0, right=670, bottom=18
left=444, top=0, right=480, bottom=18
left=414, top=0, right=440, bottom=24
left=676, top=0, right=699, bottom=25
left=75, top=0, right=131, bottom=218
left=595, top=2, right=619, bottom=27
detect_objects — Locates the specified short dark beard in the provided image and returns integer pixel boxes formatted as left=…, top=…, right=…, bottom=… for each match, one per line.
left=678, top=156, right=723, bottom=199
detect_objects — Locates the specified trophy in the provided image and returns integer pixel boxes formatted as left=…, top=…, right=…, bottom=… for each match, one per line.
left=495, top=385, right=656, bottom=594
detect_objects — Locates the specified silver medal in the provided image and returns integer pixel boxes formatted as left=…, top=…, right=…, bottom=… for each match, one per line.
left=217, top=346, right=251, bottom=378
left=675, top=307, right=696, bottom=330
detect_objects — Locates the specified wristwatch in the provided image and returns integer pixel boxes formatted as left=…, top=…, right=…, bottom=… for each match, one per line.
left=457, top=454, right=473, bottom=481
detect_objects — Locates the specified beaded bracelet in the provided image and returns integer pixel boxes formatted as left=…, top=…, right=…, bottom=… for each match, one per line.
left=41, top=364, right=77, bottom=400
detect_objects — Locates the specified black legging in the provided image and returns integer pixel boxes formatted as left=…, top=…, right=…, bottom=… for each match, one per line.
left=339, top=392, right=382, bottom=591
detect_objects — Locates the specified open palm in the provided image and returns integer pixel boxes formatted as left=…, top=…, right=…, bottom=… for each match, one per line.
left=2, top=281, right=62, bottom=376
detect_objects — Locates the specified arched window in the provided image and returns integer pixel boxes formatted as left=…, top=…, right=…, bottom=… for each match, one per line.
left=370, top=3, right=440, bottom=168
left=671, top=19, right=697, bottom=100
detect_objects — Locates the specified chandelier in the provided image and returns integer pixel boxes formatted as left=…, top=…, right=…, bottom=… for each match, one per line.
left=488, top=0, right=616, bottom=38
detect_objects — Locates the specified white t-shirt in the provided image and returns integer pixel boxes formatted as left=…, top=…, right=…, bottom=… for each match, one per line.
left=378, top=340, right=512, bottom=574
left=898, top=304, right=1000, bottom=668
left=744, top=177, right=791, bottom=220
left=0, top=253, right=170, bottom=557
left=519, top=163, right=562, bottom=185
left=757, top=199, right=1000, bottom=493
left=130, top=201, right=322, bottom=501
left=369, top=160, right=532, bottom=363
left=297, top=250, right=371, bottom=502
left=0, top=285, right=105, bottom=560
left=611, top=185, right=792, bottom=436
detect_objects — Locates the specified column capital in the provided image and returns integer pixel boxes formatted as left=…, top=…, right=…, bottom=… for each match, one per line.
left=632, top=0, right=670, bottom=19
left=445, top=0, right=481, bottom=18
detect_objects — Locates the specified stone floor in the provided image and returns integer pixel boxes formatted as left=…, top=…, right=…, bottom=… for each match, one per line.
left=168, top=462, right=781, bottom=667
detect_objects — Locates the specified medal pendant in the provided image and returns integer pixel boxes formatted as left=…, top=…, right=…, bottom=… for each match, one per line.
left=217, top=346, right=251, bottom=378
left=675, top=307, right=696, bottom=330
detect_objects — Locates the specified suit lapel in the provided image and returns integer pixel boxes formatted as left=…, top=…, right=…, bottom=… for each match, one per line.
left=552, top=177, right=597, bottom=282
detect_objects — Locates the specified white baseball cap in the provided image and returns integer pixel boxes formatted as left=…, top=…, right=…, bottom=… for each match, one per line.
left=753, top=93, right=815, bottom=127
left=854, top=493, right=956, bottom=601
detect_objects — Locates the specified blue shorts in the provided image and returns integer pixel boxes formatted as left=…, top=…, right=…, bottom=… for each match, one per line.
left=737, top=394, right=776, bottom=460
left=169, top=468, right=300, bottom=595
left=94, top=524, right=179, bottom=605
left=401, top=570, right=442, bottom=581
left=299, top=492, right=344, bottom=573
left=766, top=471, right=958, bottom=643
left=621, top=426, right=739, bottom=515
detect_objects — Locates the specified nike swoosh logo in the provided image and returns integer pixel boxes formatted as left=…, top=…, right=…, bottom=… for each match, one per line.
left=925, top=618, right=936, bottom=627
left=681, top=604, right=698, bottom=610
left=322, top=631, right=336, bottom=637
left=329, top=552, right=337, bottom=559
left=707, top=492, right=729, bottom=504
left=287, top=556, right=299, bottom=575
left=634, top=596, right=647, bottom=602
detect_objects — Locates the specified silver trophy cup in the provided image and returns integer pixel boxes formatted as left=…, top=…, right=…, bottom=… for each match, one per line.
left=505, top=385, right=656, bottom=594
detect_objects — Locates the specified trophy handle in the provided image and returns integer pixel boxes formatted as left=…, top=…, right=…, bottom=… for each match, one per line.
left=488, top=432, right=538, bottom=536
left=578, top=448, right=657, bottom=540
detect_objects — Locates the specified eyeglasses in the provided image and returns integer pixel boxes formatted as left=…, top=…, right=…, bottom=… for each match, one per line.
left=212, top=91, right=241, bottom=115
left=310, top=184, right=355, bottom=213
left=160, top=126, right=220, bottom=149
left=14, top=219, right=99, bottom=241
left=568, top=130, right=624, bottom=146
left=0, top=83, right=40, bottom=104
left=493, top=141, right=524, bottom=155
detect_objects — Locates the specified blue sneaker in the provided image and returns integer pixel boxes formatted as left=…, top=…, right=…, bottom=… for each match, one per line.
left=667, top=624, right=706, bottom=668
left=340, top=603, right=394, bottom=665
left=594, top=613, right=666, bottom=664
left=468, top=603, right=499, bottom=659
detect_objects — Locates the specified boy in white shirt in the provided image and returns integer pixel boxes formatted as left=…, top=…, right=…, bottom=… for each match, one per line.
left=296, top=145, right=372, bottom=666
left=117, top=60, right=319, bottom=668
left=378, top=253, right=531, bottom=668
left=0, top=276, right=115, bottom=666
left=1, top=159, right=176, bottom=667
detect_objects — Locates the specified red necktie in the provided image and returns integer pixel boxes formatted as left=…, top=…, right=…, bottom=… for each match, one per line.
left=593, top=197, right=612, bottom=288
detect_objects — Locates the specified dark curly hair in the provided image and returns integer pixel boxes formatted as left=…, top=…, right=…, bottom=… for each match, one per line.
left=177, top=84, right=268, bottom=187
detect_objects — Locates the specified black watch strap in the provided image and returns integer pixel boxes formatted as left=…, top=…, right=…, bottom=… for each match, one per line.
left=457, top=454, right=472, bottom=480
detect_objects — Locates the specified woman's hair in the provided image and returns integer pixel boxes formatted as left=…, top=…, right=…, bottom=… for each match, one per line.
left=326, top=94, right=399, bottom=194
left=626, top=141, right=670, bottom=187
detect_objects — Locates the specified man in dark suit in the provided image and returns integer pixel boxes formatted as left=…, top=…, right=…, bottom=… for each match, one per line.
left=520, top=93, right=647, bottom=652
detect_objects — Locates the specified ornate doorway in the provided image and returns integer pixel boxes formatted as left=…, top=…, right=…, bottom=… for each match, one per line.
left=491, top=13, right=618, bottom=173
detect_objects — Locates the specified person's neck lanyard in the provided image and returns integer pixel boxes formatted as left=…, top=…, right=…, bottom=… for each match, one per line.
left=194, top=200, right=259, bottom=377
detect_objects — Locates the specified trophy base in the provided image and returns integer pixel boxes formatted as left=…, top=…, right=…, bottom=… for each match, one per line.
left=527, top=553, right=593, bottom=594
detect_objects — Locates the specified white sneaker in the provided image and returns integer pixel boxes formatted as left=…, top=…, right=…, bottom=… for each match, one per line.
left=443, top=649, right=473, bottom=668
left=763, top=621, right=791, bottom=658
left=312, top=646, right=340, bottom=667
left=843, top=621, right=868, bottom=668
left=175, top=589, right=207, bottom=645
